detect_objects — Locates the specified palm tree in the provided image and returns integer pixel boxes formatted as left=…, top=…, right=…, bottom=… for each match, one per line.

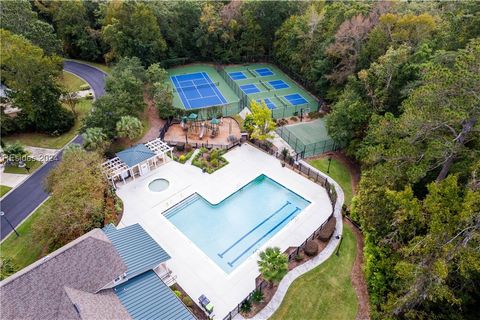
left=257, top=247, right=288, bottom=287
left=116, top=116, right=143, bottom=140
left=82, top=127, right=108, bottom=151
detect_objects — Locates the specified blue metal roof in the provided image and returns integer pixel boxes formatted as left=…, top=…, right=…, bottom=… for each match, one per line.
left=114, top=271, right=195, bottom=320
left=103, top=224, right=170, bottom=278
left=116, top=144, right=155, bottom=168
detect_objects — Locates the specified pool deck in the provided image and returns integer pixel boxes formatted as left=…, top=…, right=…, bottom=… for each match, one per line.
left=117, top=144, right=333, bottom=319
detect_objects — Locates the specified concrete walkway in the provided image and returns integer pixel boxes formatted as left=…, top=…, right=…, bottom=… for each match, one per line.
left=25, top=146, right=59, bottom=163
left=235, top=160, right=345, bottom=320
left=185, top=149, right=200, bottom=165
left=0, top=171, right=29, bottom=188
left=269, top=131, right=296, bottom=157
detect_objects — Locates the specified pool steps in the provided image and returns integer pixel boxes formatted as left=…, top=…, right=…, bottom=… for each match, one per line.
left=163, top=193, right=201, bottom=219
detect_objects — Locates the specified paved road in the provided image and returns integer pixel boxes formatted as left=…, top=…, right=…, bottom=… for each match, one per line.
left=0, top=61, right=107, bottom=240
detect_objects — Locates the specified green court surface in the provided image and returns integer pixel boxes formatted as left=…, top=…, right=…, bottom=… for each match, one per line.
left=167, top=64, right=240, bottom=117
left=223, top=63, right=319, bottom=118
left=276, top=119, right=338, bottom=157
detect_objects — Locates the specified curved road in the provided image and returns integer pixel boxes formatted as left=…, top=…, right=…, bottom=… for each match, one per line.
left=0, top=61, right=107, bottom=240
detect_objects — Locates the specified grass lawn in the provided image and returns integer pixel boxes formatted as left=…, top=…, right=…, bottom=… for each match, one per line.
left=270, top=224, right=358, bottom=320
left=65, top=58, right=112, bottom=74
left=60, top=71, right=87, bottom=92
left=3, top=99, right=93, bottom=149
left=0, top=198, right=52, bottom=271
left=3, top=159, right=42, bottom=174
left=0, top=185, right=12, bottom=197
left=308, top=158, right=353, bottom=206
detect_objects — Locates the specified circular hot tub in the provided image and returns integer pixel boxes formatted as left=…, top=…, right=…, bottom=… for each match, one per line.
left=148, top=178, right=170, bottom=192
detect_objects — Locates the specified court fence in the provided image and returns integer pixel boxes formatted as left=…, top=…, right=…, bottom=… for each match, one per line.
left=276, top=125, right=340, bottom=157
left=215, top=65, right=250, bottom=110
left=221, top=140, right=337, bottom=320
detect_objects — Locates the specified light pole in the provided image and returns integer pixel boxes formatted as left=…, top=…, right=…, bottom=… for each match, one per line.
left=327, top=156, right=332, bottom=174
left=0, top=211, right=19, bottom=237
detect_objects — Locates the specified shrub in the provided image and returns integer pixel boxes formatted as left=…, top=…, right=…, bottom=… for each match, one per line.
left=179, top=155, right=186, bottom=163
left=185, top=144, right=192, bottom=152
left=240, top=299, right=252, bottom=313
left=210, top=149, right=219, bottom=161
left=290, top=116, right=298, bottom=122
left=295, top=253, right=303, bottom=262
left=211, top=158, right=219, bottom=167
left=85, top=92, right=94, bottom=99
left=304, top=241, right=319, bottom=257
left=79, top=84, right=90, bottom=91
left=174, top=290, right=182, bottom=298
left=251, top=289, right=264, bottom=304
left=182, top=296, right=193, bottom=307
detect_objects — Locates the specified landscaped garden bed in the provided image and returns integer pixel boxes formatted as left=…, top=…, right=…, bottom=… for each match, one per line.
left=172, top=144, right=195, bottom=164
left=170, top=283, right=208, bottom=320
left=191, top=147, right=228, bottom=173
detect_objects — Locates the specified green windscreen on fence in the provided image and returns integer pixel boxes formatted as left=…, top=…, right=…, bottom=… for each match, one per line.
left=276, top=119, right=339, bottom=157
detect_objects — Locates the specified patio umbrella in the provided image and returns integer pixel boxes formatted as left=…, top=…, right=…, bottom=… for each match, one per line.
left=188, top=113, right=198, bottom=120
left=210, top=118, right=220, bottom=125
left=181, top=116, right=188, bottom=123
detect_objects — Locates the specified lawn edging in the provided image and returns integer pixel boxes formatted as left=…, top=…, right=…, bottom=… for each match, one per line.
left=244, top=160, right=345, bottom=320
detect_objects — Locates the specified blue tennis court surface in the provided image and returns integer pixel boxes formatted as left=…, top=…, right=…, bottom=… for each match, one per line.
left=171, top=72, right=227, bottom=109
left=257, top=98, right=276, bottom=110
left=269, top=80, right=289, bottom=90
left=229, top=71, right=247, bottom=80
left=284, top=93, right=308, bottom=106
left=240, top=83, right=261, bottom=94
left=255, top=68, right=274, bottom=77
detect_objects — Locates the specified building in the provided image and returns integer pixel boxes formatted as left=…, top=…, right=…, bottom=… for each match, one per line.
left=102, top=138, right=174, bottom=187
left=0, top=224, right=195, bottom=320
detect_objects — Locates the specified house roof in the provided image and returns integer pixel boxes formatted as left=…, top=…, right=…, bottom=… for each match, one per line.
left=0, top=229, right=128, bottom=320
left=116, top=144, right=156, bottom=168
left=104, top=223, right=171, bottom=278
left=114, top=271, right=195, bottom=320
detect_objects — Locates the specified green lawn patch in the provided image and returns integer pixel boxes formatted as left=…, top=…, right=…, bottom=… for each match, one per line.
left=65, top=58, right=112, bottom=74
left=0, top=185, right=12, bottom=197
left=308, top=158, right=353, bottom=206
left=3, top=158, right=42, bottom=174
left=60, top=71, right=87, bottom=92
left=0, top=198, right=52, bottom=272
left=3, top=99, right=93, bottom=149
left=270, top=224, right=358, bottom=320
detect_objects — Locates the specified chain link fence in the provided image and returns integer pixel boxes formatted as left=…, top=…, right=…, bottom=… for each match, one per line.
left=276, top=126, right=339, bottom=157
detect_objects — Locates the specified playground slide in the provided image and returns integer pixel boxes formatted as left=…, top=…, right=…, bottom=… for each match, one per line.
left=199, top=126, right=206, bottom=139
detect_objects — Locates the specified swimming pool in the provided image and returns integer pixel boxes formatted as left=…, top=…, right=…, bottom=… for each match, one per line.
left=164, top=175, right=310, bottom=273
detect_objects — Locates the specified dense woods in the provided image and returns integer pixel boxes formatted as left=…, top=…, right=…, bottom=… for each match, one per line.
left=1, top=1, right=479, bottom=319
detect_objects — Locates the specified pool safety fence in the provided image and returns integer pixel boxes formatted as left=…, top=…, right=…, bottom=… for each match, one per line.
left=222, top=140, right=338, bottom=320
left=276, top=126, right=340, bottom=158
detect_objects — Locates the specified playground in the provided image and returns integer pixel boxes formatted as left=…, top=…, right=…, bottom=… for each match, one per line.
left=163, top=115, right=241, bottom=146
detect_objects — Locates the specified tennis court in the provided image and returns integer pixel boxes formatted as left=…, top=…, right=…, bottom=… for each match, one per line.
left=223, top=63, right=319, bottom=118
left=276, top=119, right=338, bottom=157
left=171, top=72, right=227, bottom=109
left=167, top=64, right=240, bottom=116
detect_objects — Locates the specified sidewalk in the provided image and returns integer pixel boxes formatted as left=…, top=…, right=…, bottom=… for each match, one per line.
left=0, top=171, right=29, bottom=188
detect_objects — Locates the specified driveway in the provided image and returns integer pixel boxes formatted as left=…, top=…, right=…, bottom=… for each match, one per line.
left=0, top=61, right=106, bottom=240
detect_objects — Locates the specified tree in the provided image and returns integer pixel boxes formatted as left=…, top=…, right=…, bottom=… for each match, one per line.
left=244, top=101, right=276, bottom=141
left=257, top=247, right=289, bottom=286
left=3, top=142, right=29, bottom=165
left=82, top=127, right=108, bottom=151
left=63, top=91, right=79, bottom=118
left=34, top=149, right=111, bottom=250
left=102, top=1, right=167, bottom=65
left=0, top=29, right=74, bottom=134
left=0, top=0, right=61, bottom=55
left=116, top=116, right=143, bottom=140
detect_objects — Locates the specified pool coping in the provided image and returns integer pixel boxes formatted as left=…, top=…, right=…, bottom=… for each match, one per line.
left=234, top=159, right=345, bottom=320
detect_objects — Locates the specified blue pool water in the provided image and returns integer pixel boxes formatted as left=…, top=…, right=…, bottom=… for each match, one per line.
left=164, top=175, right=310, bottom=273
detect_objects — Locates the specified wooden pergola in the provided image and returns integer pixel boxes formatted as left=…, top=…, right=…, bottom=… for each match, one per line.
left=101, top=138, right=174, bottom=187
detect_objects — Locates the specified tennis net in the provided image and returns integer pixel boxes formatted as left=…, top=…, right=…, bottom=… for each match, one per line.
left=259, top=80, right=271, bottom=91
left=274, top=93, right=288, bottom=107
left=173, top=81, right=220, bottom=92
left=246, top=68, right=257, bottom=77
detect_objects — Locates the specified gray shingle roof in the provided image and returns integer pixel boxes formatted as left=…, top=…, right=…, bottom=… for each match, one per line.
left=104, top=224, right=171, bottom=278
left=0, top=229, right=128, bottom=320
left=114, top=271, right=195, bottom=320
left=116, top=144, right=156, bottom=167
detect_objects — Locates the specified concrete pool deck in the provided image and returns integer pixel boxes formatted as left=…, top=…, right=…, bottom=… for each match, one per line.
left=117, top=144, right=333, bottom=318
